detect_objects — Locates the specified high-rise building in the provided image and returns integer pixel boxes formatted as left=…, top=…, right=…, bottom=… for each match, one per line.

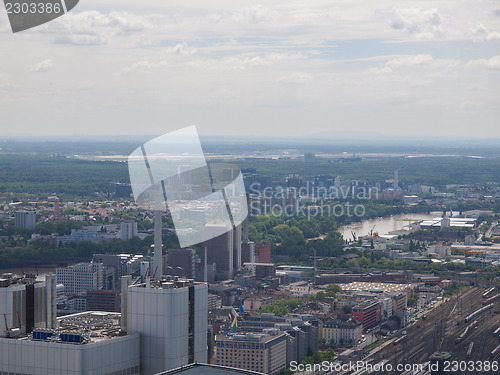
left=254, top=242, right=272, bottom=263
left=0, top=274, right=56, bottom=337
left=120, top=220, right=138, bottom=240
left=166, top=248, right=196, bottom=279
left=15, top=211, right=36, bottom=231
left=0, top=275, right=207, bottom=375
left=201, top=223, right=234, bottom=280
left=92, top=253, right=143, bottom=291
left=124, top=278, right=208, bottom=375
left=56, top=262, right=104, bottom=295
left=216, top=332, right=287, bottom=375
left=232, top=224, right=242, bottom=271
left=241, top=241, right=255, bottom=264
left=0, top=311, right=141, bottom=375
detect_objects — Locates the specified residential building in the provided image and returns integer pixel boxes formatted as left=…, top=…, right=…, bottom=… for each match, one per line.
left=322, top=316, right=362, bottom=345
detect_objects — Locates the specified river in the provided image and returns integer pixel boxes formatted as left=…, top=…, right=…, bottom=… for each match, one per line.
left=338, top=212, right=442, bottom=241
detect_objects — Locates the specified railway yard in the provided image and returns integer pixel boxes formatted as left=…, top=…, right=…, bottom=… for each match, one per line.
left=364, top=287, right=500, bottom=374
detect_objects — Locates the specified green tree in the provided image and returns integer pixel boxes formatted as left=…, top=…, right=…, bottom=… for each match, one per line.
left=325, top=284, right=343, bottom=297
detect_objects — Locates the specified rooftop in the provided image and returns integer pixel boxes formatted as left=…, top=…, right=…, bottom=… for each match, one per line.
left=23, top=311, right=124, bottom=344
left=132, top=277, right=199, bottom=290
left=216, top=332, right=283, bottom=343
left=156, top=363, right=265, bottom=375
left=341, top=282, right=413, bottom=293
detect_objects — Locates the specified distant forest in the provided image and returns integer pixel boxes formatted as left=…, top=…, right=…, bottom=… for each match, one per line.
left=0, top=155, right=129, bottom=196
left=0, top=154, right=499, bottom=196
left=233, top=157, right=500, bottom=189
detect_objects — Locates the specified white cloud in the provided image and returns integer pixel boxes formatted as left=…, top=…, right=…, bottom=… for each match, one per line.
left=387, top=54, right=434, bottom=68
left=165, top=43, right=197, bottom=55
left=278, top=72, right=313, bottom=84
left=369, top=54, right=434, bottom=74
left=231, top=4, right=279, bottom=24
left=47, top=11, right=152, bottom=45
left=1, top=1, right=500, bottom=139
left=468, top=56, right=500, bottom=70
left=384, top=7, right=443, bottom=40
left=116, top=60, right=169, bottom=75
left=471, top=24, right=500, bottom=42
left=31, top=59, right=53, bottom=72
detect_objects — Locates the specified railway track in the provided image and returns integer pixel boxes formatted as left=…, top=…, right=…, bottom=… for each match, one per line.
left=372, top=287, right=500, bottom=374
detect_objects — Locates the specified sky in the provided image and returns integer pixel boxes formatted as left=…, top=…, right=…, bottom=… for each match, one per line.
left=0, top=0, right=499, bottom=139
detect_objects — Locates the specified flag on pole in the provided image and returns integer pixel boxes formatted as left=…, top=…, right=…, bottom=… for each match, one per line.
left=229, top=306, right=239, bottom=333
left=239, top=301, right=246, bottom=314
left=229, top=306, right=238, bottom=321
left=230, top=315, right=238, bottom=333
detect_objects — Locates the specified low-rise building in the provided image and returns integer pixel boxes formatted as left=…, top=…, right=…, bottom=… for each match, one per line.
left=216, top=332, right=287, bottom=375
left=322, top=316, right=362, bottom=345
left=352, top=300, right=381, bottom=329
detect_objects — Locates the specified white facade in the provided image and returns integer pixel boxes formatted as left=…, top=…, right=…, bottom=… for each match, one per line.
left=56, top=263, right=104, bottom=295
left=377, top=297, right=393, bottom=318
left=15, top=211, right=36, bottom=231
left=322, top=318, right=362, bottom=345
left=120, top=221, right=138, bottom=240
left=428, top=244, right=451, bottom=257
left=126, top=280, right=208, bottom=375
left=0, top=281, right=48, bottom=337
left=0, top=333, right=140, bottom=375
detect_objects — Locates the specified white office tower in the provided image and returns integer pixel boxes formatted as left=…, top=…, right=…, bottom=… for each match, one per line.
left=45, top=274, right=57, bottom=329
left=56, top=262, right=104, bottom=295
left=233, top=223, right=242, bottom=271
left=15, top=211, right=36, bottom=230
left=394, top=170, right=399, bottom=190
left=0, top=274, right=56, bottom=338
left=120, top=220, right=138, bottom=240
left=1, top=275, right=141, bottom=375
left=126, top=278, right=208, bottom=375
